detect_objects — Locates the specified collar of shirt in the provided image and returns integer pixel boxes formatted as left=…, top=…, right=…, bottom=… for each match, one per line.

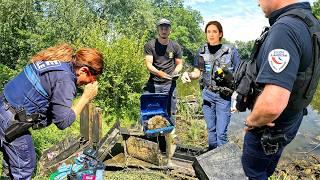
left=207, top=43, right=222, bottom=55
left=268, top=2, right=312, bottom=26
left=68, top=62, right=77, bottom=84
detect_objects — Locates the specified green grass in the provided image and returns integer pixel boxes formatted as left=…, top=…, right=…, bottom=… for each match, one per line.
left=105, top=170, right=171, bottom=180
left=311, top=84, right=320, bottom=112
left=176, top=79, right=201, bottom=98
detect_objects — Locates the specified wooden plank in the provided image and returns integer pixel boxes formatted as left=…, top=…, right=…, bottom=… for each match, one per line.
left=97, top=128, right=122, bottom=161
left=80, top=104, right=90, bottom=141
left=40, top=141, right=90, bottom=175
left=92, top=107, right=102, bottom=148
left=88, top=103, right=94, bottom=143
left=119, top=127, right=145, bottom=136
left=81, top=103, right=99, bottom=144
left=38, top=136, right=88, bottom=175
left=97, top=120, right=122, bottom=161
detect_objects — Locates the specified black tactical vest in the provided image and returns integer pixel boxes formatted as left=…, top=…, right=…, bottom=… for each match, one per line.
left=280, top=9, right=320, bottom=111
left=234, top=9, right=320, bottom=112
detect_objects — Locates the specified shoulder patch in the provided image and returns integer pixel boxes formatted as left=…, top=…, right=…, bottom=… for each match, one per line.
left=33, top=60, right=61, bottom=70
left=268, top=49, right=290, bottom=73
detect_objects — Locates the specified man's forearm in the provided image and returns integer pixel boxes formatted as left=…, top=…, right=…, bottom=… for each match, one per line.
left=246, top=107, right=278, bottom=127
left=146, top=62, right=161, bottom=75
left=245, top=85, right=289, bottom=127
left=173, top=63, right=183, bottom=74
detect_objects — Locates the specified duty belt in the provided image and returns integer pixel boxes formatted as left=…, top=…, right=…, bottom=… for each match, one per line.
left=206, top=85, right=234, bottom=97
left=206, top=86, right=220, bottom=93
left=2, top=97, right=40, bottom=123
left=2, top=96, right=15, bottom=115
left=1, top=96, right=45, bottom=142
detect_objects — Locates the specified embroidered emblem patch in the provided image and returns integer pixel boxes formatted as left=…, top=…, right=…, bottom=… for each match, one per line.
left=268, top=49, right=290, bottom=73
left=34, top=60, right=61, bottom=70
left=169, top=52, right=174, bottom=59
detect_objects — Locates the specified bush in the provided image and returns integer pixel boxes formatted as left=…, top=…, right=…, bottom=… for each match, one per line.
left=0, top=64, right=19, bottom=91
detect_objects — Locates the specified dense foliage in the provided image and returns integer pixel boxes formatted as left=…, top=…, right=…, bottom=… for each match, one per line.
left=0, top=0, right=204, bottom=124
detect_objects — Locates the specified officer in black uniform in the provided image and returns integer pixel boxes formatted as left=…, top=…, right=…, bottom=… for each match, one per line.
left=234, top=0, right=320, bottom=179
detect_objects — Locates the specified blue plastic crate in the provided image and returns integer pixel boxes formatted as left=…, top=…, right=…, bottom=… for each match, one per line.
left=140, top=93, right=174, bottom=136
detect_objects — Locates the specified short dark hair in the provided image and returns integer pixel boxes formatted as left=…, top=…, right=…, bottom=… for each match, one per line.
left=205, top=21, right=223, bottom=40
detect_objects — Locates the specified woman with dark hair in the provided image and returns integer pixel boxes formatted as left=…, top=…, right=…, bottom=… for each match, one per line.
left=181, top=21, right=240, bottom=150
left=0, top=43, right=104, bottom=178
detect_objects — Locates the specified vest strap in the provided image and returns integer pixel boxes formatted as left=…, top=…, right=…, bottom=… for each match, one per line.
left=24, top=65, right=49, bottom=99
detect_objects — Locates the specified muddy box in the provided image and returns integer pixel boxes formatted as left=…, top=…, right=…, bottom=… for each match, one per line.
left=140, top=93, right=174, bottom=136
left=192, top=143, right=246, bottom=180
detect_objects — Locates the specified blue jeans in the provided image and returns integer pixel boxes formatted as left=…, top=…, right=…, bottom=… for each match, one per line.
left=241, top=110, right=304, bottom=179
left=0, top=97, right=36, bottom=179
left=202, top=89, right=231, bottom=150
left=143, top=81, right=177, bottom=117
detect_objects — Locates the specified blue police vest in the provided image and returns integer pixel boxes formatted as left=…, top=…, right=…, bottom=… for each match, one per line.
left=4, top=61, right=74, bottom=117
left=200, top=44, right=235, bottom=88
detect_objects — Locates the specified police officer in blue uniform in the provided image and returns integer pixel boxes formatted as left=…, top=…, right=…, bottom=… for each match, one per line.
left=182, top=21, right=240, bottom=150
left=0, top=43, right=104, bottom=179
left=234, top=0, right=320, bottom=179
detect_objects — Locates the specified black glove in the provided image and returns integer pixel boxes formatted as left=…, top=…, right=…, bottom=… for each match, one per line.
left=236, top=94, right=248, bottom=112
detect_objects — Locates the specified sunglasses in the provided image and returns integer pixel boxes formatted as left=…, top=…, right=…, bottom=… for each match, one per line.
left=85, top=65, right=99, bottom=76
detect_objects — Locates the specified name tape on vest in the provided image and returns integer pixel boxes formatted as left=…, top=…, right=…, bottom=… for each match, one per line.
left=34, top=60, right=61, bottom=70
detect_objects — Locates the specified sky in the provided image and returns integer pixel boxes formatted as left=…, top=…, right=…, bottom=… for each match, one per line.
left=184, top=0, right=317, bottom=42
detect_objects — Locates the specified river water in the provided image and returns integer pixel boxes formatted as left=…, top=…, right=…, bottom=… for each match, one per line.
left=228, top=106, right=320, bottom=157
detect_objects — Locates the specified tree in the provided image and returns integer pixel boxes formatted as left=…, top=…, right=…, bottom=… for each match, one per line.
left=89, top=0, right=156, bottom=40
left=312, top=0, right=320, bottom=18
left=0, top=0, right=37, bottom=69
left=234, top=40, right=255, bottom=60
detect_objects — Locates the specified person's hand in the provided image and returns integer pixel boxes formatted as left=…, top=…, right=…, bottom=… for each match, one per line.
left=231, top=107, right=238, bottom=113
left=181, top=72, right=191, bottom=83
left=171, top=71, right=181, bottom=81
left=243, top=118, right=275, bottom=133
left=231, top=92, right=239, bottom=113
left=244, top=123, right=275, bottom=132
left=82, top=81, right=98, bottom=101
left=157, top=71, right=172, bottom=80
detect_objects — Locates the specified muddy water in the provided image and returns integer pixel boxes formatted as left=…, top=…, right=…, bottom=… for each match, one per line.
left=228, top=106, right=320, bottom=157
